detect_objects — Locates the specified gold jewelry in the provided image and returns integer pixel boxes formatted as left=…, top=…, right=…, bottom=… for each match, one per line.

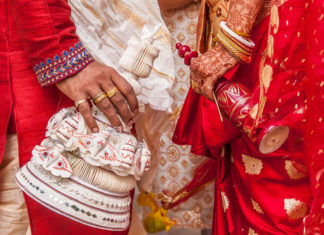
left=106, top=87, right=118, bottom=98
left=219, top=31, right=252, bottom=56
left=93, top=92, right=108, bottom=104
left=233, top=31, right=251, bottom=38
left=191, top=80, right=198, bottom=89
left=75, top=99, right=87, bottom=109
left=217, top=33, right=251, bottom=63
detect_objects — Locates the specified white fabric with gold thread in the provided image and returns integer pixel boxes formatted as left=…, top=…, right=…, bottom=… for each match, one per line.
left=69, top=0, right=175, bottom=112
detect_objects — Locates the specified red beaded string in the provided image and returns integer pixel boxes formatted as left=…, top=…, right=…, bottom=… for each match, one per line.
left=176, top=43, right=198, bottom=65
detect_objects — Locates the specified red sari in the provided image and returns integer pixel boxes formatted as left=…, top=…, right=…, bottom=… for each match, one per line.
left=173, top=0, right=324, bottom=234
left=1, top=0, right=129, bottom=234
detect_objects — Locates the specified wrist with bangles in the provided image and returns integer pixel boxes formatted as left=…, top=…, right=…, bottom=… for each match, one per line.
left=215, top=21, right=255, bottom=64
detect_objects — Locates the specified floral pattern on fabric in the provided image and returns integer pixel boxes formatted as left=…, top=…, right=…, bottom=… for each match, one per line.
left=142, top=2, right=215, bottom=229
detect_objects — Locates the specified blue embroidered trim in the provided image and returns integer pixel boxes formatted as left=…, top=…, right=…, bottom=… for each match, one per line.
left=34, top=42, right=94, bottom=87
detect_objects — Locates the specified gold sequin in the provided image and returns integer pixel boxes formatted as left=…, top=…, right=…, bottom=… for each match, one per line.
left=242, top=154, right=263, bottom=175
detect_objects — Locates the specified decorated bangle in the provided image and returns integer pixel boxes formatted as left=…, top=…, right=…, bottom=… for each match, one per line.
left=216, top=33, right=252, bottom=63
left=218, top=31, right=252, bottom=56
left=221, top=28, right=253, bottom=53
left=220, top=21, right=255, bottom=48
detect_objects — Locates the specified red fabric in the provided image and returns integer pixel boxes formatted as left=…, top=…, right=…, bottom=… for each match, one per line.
left=302, top=0, right=324, bottom=233
left=173, top=0, right=320, bottom=234
left=0, top=0, right=126, bottom=234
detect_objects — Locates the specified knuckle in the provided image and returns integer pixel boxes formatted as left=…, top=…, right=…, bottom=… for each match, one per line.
left=124, top=85, right=134, bottom=94
left=115, top=97, right=125, bottom=107
left=106, top=66, right=116, bottom=74
left=101, top=101, right=112, bottom=111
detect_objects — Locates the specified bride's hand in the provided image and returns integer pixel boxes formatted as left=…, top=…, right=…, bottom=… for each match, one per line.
left=190, top=44, right=238, bottom=100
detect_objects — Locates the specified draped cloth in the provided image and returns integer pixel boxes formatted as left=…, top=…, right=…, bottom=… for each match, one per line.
left=1, top=0, right=130, bottom=234
left=69, top=0, right=175, bottom=113
left=173, top=0, right=324, bottom=234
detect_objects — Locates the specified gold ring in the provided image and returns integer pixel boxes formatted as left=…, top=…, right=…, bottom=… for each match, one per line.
left=93, top=92, right=108, bottom=104
left=191, top=80, right=198, bottom=89
left=75, top=99, right=87, bottom=109
left=106, top=87, right=118, bottom=98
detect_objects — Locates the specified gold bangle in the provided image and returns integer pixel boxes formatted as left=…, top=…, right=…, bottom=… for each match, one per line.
left=93, top=92, right=108, bottom=104
left=233, top=31, right=251, bottom=38
left=220, top=28, right=253, bottom=53
left=219, top=31, right=252, bottom=56
left=217, top=33, right=251, bottom=63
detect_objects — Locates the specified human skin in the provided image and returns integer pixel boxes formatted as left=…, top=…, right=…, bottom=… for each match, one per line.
left=190, top=0, right=265, bottom=100
left=56, top=61, right=139, bottom=132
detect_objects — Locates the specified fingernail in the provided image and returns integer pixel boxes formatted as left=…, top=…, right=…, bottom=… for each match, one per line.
left=92, top=127, right=99, bottom=133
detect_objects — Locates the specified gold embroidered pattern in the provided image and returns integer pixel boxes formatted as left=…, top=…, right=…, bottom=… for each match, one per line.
left=221, top=191, right=229, bottom=212
left=242, top=154, right=263, bottom=175
left=251, top=198, right=264, bottom=214
left=284, top=198, right=307, bottom=220
left=261, top=65, right=273, bottom=91
left=285, top=160, right=307, bottom=180
left=248, top=228, right=258, bottom=235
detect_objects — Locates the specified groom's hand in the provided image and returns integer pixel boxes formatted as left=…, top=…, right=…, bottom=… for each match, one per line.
left=56, top=61, right=139, bottom=132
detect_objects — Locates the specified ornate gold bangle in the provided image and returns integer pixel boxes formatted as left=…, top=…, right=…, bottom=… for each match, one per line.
left=217, top=33, right=252, bottom=64
left=219, top=31, right=252, bottom=56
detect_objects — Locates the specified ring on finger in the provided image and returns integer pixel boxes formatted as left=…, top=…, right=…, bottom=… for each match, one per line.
left=106, top=87, right=118, bottom=98
left=75, top=99, right=88, bottom=109
left=93, top=92, right=108, bottom=104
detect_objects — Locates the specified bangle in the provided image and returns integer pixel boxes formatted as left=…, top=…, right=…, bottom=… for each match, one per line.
left=219, top=31, right=252, bottom=56
left=216, top=33, right=252, bottom=63
left=221, top=28, right=253, bottom=53
left=220, top=21, right=255, bottom=48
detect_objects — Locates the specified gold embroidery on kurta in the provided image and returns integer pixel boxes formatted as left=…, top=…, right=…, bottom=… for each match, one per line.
left=221, top=191, right=229, bottom=212
left=80, top=0, right=126, bottom=49
left=251, top=198, right=264, bottom=214
left=285, top=160, right=307, bottom=180
left=112, top=0, right=145, bottom=29
left=284, top=198, right=307, bottom=220
left=242, top=154, right=263, bottom=175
